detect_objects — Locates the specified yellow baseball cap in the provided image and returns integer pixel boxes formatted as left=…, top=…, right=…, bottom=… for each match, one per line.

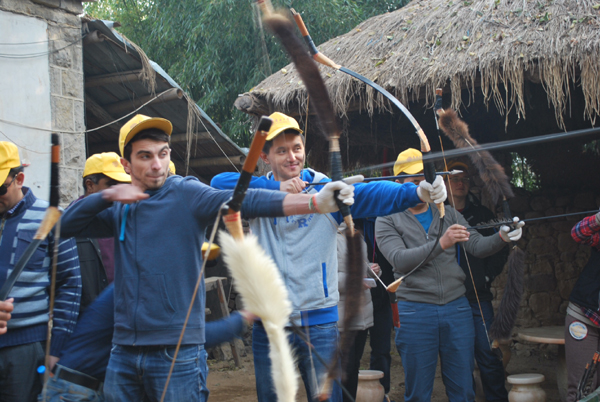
left=83, top=152, right=131, bottom=183
left=169, top=161, right=176, bottom=175
left=0, top=142, right=21, bottom=185
left=266, top=112, right=303, bottom=141
left=446, top=160, right=469, bottom=174
left=202, top=242, right=221, bottom=260
left=393, top=148, right=423, bottom=176
left=119, top=114, right=173, bottom=157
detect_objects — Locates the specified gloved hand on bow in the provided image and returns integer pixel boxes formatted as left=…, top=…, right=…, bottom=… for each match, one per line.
left=311, top=175, right=364, bottom=214
left=500, top=217, right=525, bottom=242
left=417, top=176, right=447, bottom=204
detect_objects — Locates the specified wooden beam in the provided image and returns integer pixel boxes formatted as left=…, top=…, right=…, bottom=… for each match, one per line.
left=85, top=70, right=143, bottom=88
left=85, top=94, right=120, bottom=135
left=188, top=155, right=245, bottom=168
left=104, top=88, right=184, bottom=115
left=170, top=132, right=212, bottom=143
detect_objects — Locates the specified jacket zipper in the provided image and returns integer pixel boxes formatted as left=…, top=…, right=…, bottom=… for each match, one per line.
left=0, top=217, right=6, bottom=243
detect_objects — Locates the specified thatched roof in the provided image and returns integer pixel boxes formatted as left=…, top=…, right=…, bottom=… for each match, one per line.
left=239, top=0, right=600, bottom=129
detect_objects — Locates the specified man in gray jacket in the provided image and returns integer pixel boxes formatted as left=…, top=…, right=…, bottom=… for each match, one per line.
left=375, top=148, right=523, bottom=402
left=211, top=113, right=448, bottom=402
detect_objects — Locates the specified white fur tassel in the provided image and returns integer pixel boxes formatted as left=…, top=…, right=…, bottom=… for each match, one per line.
left=219, top=231, right=298, bottom=402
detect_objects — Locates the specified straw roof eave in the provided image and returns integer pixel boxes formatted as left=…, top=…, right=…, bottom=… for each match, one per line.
left=240, top=0, right=600, bottom=129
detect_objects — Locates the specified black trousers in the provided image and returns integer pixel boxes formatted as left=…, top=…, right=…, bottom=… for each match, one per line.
left=0, top=341, right=44, bottom=402
left=368, top=300, right=393, bottom=393
left=342, top=330, right=369, bottom=402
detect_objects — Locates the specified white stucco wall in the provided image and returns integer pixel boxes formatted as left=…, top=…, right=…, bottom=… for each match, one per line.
left=0, top=10, right=52, bottom=200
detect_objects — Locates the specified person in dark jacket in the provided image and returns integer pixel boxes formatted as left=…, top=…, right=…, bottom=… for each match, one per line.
left=446, top=160, right=508, bottom=402
left=42, top=284, right=256, bottom=402
left=60, top=114, right=358, bottom=402
left=71, top=152, right=131, bottom=312
left=565, top=211, right=600, bottom=402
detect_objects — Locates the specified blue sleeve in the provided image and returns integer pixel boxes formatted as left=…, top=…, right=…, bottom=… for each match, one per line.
left=350, top=181, right=421, bottom=219
left=204, top=312, right=245, bottom=348
left=57, top=285, right=114, bottom=379
left=182, top=179, right=287, bottom=222
left=61, top=193, right=115, bottom=239
left=50, top=237, right=82, bottom=356
left=211, top=173, right=280, bottom=191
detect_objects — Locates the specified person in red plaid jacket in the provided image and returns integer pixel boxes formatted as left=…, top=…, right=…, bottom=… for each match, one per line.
left=565, top=211, right=600, bottom=402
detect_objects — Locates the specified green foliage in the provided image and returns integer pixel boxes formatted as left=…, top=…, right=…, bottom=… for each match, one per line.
left=84, top=0, right=408, bottom=146
left=510, top=152, right=540, bottom=191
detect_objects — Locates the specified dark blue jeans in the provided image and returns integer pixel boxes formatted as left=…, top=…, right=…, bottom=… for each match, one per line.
left=395, top=297, right=475, bottom=402
left=42, top=374, right=104, bottom=402
left=253, top=322, right=342, bottom=402
left=104, top=344, right=209, bottom=402
left=368, top=299, right=393, bottom=393
left=471, top=301, right=508, bottom=402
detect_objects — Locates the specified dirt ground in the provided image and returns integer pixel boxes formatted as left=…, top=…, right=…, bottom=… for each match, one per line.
left=206, top=329, right=563, bottom=402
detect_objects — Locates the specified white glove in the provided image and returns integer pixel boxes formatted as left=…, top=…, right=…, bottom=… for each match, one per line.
left=500, top=217, right=525, bottom=242
left=416, top=176, right=447, bottom=204
left=312, top=175, right=364, bottom=214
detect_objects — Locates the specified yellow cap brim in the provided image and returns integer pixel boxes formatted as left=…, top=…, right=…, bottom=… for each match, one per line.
left=266, top=126, right=303, bottom=141
left=104, top=171, right=132, bottom=183
left=120, top=118, right=173, bottom=156
left=393, top=161, right=424, bottom=176
left=0, top=168, right=10, bottom=186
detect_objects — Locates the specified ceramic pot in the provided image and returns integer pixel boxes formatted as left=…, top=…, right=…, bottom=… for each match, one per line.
left=508, top=373, right=546, bottom=402
left=356, top=370, right=385, bottom=402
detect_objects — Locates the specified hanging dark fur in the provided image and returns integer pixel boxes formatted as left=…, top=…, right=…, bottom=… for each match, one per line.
left=488, top=247, right=524, bottom=340
left=437, top=109, right=514, bottom=205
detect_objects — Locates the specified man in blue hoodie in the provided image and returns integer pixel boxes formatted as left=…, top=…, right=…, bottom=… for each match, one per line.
left=211, top=112, right=448, bottom=402
left=60, top=114, right=357, bottom=402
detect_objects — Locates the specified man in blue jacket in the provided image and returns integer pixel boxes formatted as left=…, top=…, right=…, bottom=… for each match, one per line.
left=60, top=114, right=357, bottom=402
left=0, top=141, right=81, bottom=402
left=211, top=112, right=448, bottom=402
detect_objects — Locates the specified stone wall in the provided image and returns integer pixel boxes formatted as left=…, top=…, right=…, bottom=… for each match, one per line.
left=490, top=188, right=599, bottom=353
left=0, top=0, right=85, bottom=205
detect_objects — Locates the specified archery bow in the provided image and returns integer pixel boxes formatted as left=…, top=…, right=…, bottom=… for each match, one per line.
left=258, top=3, right=363, bottom=399
left=219, top=115, right=299, bottom=402
left=0, top=135, right=61, bottom=301
left=436, top=103, right=525, bottom=344
left=287, top=9, right=445, bottom=295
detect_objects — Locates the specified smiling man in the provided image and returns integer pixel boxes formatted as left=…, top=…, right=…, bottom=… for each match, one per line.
left=211, top=112, right=448, bottom=402
left=60, top=114, right=358, bottom=402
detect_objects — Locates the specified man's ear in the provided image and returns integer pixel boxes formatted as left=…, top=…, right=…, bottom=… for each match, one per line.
left=84, top=178, right=94, bottom=193
left=120, top=157, right=131, bottom=174
left=14, top=172, right=25, bottom=187
left=259, top=152, right=270, bottom=165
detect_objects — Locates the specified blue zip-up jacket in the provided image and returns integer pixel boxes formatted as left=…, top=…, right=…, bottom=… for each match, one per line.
left=60, top=175, right=286, bottom=346
left=58, top=284, right=246, bottom=380
left=211, top=169, right=421, bottom=325
left=0, top=188, right=81, bottom=356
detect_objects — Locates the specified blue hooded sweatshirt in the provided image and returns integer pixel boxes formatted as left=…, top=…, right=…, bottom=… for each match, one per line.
left=61, top=175, right=286, bottom=346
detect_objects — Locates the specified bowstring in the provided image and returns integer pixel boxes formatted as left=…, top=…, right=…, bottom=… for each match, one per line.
left=436, top=123, right=493, bottom=350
